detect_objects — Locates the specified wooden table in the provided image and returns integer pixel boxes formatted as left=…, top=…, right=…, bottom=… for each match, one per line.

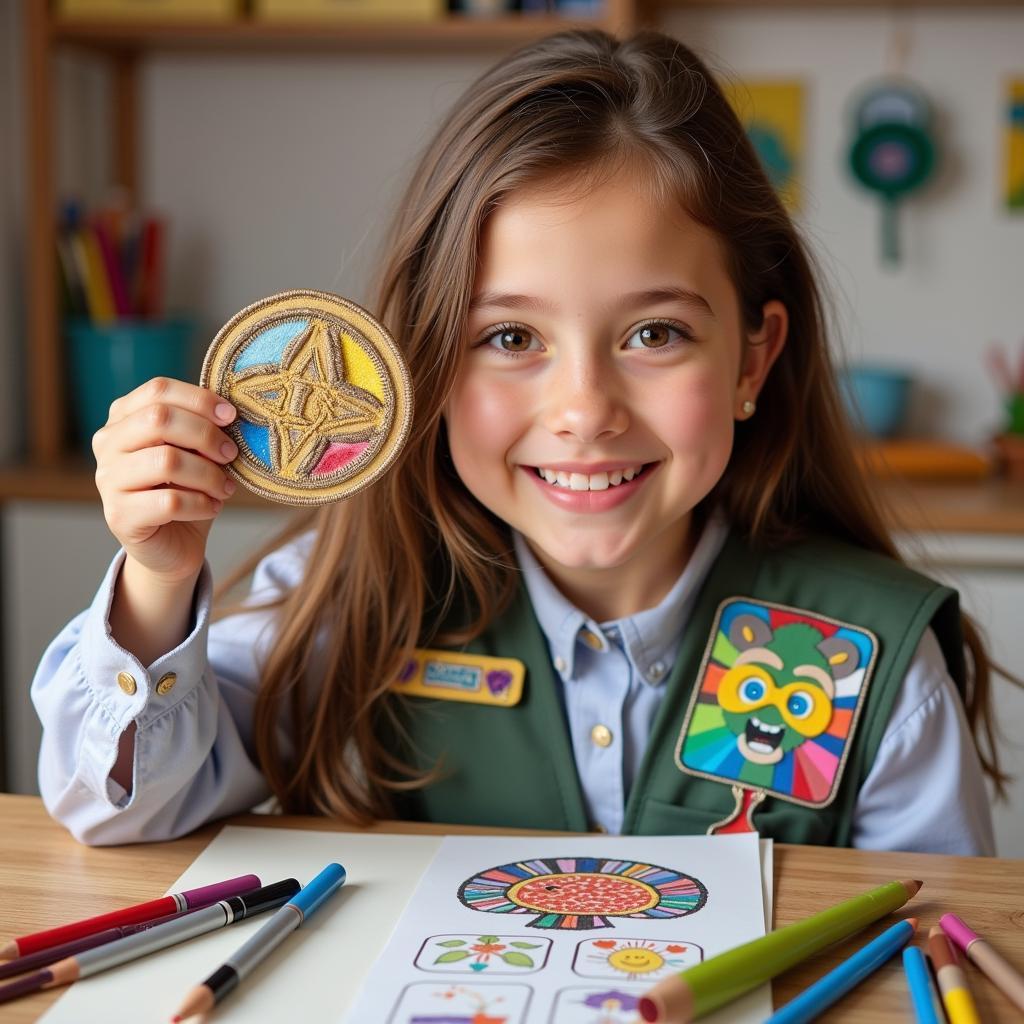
left=1, top=794, right=1022, bottom=1023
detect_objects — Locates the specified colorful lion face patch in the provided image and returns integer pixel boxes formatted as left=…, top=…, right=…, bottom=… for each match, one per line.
left=675, top=598, right=878, bottom=808
left=200, top=289, right=413, bottom=506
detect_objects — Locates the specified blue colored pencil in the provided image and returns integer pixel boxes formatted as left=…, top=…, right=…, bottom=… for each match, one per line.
left=902, top=945, right=944, bottom=1024
left=764, top=918, right=917, bottom=1024
left=170, top=862, right=347, bottom=1022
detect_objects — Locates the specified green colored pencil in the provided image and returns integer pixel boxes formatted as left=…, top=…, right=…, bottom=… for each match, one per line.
left=638, top=878, right=923, bottom=1023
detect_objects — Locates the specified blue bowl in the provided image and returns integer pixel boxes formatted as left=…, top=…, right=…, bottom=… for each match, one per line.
left=839, top=365, right=911, bottom=438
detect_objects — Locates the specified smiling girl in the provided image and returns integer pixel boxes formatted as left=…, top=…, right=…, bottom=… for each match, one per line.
left=33, top=29, right=1000, bottom=854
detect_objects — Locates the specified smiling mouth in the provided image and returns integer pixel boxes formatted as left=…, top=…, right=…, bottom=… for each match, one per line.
left=532, top=463, right=654, bottom=492
left=744, top=716, right=784, bottom=755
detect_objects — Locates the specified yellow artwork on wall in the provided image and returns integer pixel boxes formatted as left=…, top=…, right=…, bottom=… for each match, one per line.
left=1006, top=79, right=1024, bottom=212
left=723, top=80, right=805, bottom=213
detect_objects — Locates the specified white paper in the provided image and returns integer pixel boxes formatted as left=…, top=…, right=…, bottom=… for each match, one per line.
left=40, top=827, right=773, bottom=1024
left=344, top=833, right=770, bottom=1024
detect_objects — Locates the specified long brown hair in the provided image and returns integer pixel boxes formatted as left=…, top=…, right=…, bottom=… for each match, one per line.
left=220, top=28, right=1009, bottom=822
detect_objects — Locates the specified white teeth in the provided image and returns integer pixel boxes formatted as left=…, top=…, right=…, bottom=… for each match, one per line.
left=536, top=465, right=644, bottom=491
left=751, top=716, right=783, bottom=735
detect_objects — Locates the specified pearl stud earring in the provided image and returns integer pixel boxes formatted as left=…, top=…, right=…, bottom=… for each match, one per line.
left=741, top=400, right=756, bottom=416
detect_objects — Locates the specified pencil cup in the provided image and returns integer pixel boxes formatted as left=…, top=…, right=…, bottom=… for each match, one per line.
left=66, top=318, right=197, bottom=449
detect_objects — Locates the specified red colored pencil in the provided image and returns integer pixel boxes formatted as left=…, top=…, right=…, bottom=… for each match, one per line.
left=138, top=215, right=165, bottom=320
left=0, top=874, right=259, bottom=960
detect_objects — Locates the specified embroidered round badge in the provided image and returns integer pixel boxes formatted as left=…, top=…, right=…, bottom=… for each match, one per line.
left=200, top=289, right=413, bottom=506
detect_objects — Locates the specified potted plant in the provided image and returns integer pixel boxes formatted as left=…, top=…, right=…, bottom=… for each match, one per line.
left=988, top=342, right=1024, bottom=480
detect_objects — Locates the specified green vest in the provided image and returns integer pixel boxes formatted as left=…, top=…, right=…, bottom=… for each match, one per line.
left=392, top=532, right=964, bottom=846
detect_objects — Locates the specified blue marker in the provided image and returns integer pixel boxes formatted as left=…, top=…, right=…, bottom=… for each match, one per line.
left=764, top=918, right=917, bottom=1024
left=902, top=945, right=944, bottom=1024
left=170, top=863, right=347, bottom=1022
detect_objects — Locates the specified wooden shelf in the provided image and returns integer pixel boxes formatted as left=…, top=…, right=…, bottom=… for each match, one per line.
left=23, top=3, right=638, bottom=468
left=877, top=477, right=1024, bottom=536
left=0, top=462, right=276, bottom=508
left=50, top=13, right=620, bottom=52
left=20, top=0, right=1004, bottom=470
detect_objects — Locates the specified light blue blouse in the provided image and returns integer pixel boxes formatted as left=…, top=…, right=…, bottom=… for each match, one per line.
left=31, top=521, right=995, bottom=854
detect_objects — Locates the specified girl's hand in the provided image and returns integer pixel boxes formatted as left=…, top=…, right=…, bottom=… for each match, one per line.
left=93, top=377, right=239, bottom=586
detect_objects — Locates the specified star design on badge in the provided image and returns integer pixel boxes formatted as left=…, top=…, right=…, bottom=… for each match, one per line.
left=230, top=318, right=385, bottom=479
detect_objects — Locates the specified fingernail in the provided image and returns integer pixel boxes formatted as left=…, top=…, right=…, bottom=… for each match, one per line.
left=211, top=499, right=223, bottom=512
left=215, top=402, right=235, bottom=423
left=223, top=477, right=236, bottom=496
left=221, top=441, right=238, bottom=460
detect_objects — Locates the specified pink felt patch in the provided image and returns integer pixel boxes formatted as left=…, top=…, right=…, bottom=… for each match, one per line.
left=312, top=441, right=369, bottom=476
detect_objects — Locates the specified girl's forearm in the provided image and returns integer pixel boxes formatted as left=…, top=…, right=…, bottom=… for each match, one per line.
left=109, top=557, right=201, bottom=673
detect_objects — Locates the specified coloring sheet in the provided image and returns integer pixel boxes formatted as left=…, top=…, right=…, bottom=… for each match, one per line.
left=344, top=833, right=769, bottom=1024
left=38, top=826, right=770, bottom=1024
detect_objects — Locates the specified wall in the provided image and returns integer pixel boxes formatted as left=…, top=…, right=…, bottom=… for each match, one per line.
left=47, top=7, right=1021, bottom=443
left=661, top=6, right=1024, bottom=442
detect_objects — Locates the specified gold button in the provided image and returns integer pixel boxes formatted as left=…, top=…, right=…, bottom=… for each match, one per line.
left=590, top=724, right=613, bottom=748
left=580, top=629, right=605, bottom=651
left=155, top=672, right=177, bottom=696
left=116, top=671, right=137, bottom=696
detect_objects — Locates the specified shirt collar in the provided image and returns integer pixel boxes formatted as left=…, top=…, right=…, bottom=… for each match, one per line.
left=513, top=512, right=730, bottom=686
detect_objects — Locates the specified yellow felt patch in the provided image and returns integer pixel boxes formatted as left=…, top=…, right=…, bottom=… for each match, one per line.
left=341, top=330, right=384, bottom=402
left=393, top=650, right=525, bottom=707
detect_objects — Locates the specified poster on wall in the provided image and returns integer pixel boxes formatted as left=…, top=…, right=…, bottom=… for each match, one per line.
left=723, top=80, right=805, bottom=213
left=1005, top=78, right=1024, bottom=212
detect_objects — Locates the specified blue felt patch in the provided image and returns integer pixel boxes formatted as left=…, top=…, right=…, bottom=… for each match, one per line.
left=238, top=420, right=272, bottom=468
left=233, top=320, right=308, bottom=372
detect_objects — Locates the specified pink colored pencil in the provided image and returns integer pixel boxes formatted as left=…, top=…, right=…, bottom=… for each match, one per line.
left=941, top=912, right=1024, bottom=1013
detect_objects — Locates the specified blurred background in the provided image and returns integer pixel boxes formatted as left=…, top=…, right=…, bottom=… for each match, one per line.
left=0, top=0, right=1022, bottom=853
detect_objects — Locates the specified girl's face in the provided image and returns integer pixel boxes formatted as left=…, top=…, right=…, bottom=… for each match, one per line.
left=446, top=170, right=786, bottom=616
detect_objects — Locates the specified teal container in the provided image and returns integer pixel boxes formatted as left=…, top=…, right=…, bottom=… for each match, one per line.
left=66, top=319, right=197, bottom=448
left=839, top=364, right=911, bottom=438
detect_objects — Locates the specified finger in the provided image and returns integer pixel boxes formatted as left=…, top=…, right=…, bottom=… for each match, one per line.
left=106, top=377, right=235, bottom=430
left=107, top=488, right=224, bottom=537
left=96, top=403, right=239, bottom=466
left=100, top=446, right=236, bottom=504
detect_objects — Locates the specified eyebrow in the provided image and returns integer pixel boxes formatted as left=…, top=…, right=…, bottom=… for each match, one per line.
left=468, top=286, right=717, bottom=320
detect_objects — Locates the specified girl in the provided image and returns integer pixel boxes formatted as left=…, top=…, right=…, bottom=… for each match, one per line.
left=33, top=29, right=1001, bottom=854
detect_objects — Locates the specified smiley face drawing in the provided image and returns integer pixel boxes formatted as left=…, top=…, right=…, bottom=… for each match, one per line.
left=573, top=937, right=702, bottom=981
left=677, top=600, right=877, bottom=806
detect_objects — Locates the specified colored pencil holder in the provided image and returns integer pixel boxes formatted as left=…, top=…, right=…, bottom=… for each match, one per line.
left=66, top=318, right=197, bottom=449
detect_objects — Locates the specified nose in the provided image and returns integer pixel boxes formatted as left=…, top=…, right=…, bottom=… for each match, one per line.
left=540, top=349, right=630, bottom=444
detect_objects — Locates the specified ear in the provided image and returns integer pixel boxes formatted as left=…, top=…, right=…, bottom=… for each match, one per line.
left=728, top=613, right=774, bottom=652
left=735, top=299, right=788, bottom=420
left=817, top=636, right=861, bottom=679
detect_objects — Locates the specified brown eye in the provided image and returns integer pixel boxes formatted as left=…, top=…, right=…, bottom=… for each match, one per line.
left=625, top=321, right=693, bottom=351
left=637, top=324, right=671, bottom=348
left=498, top=328, right=532, bottom=351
